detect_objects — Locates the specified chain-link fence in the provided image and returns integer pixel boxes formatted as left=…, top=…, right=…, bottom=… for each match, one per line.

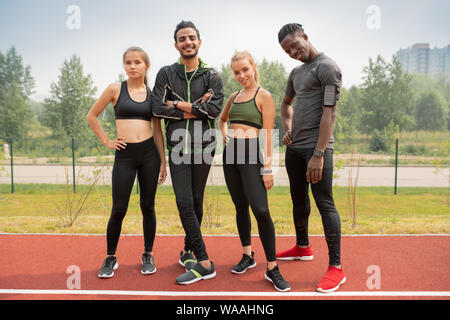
left=1, top=138, right=448, bottom=194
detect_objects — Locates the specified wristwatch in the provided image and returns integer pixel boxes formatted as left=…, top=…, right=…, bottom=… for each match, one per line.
left=261, top=168, right=273, bottom=175
left=313, top=148, right=324, bottom=157
left=173, top=99, right=179, bottom=109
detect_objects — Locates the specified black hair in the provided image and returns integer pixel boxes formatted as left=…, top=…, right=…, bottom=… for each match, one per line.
left=278, top=23, right=304, bottom=43
left=174, top=20, right=201, bottom=42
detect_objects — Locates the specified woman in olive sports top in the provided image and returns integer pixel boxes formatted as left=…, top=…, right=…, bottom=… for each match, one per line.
left=218, top=51, right=290, bottom=292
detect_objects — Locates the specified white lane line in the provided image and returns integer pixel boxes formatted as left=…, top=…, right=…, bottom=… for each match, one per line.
left=1, top=289, right=449, bottom=297
left=1, top=233, right=449, bottom=237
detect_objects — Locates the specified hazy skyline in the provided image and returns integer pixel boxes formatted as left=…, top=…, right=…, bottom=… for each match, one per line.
left=1, top=0, right=449, bottom=101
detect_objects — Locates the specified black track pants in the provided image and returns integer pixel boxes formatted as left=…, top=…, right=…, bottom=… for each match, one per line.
left=107, top=137, right=160, bottom=255
left=169, top=150, right=213, bottom=262
left=223, top=138, right=276, bottom=262
left=285, top=147, right=341, bottom=266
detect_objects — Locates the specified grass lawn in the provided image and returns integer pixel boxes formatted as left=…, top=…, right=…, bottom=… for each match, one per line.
left=0, top=184, right=449, bottom=235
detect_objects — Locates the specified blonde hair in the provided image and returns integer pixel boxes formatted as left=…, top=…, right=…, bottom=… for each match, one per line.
left=122, top=46, right=150, bottom=86
left=231, top=51, right=259, bottom=84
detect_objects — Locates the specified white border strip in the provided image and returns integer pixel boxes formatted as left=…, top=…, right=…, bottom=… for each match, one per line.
left=0, top=289, right=449, bottom=297
left=1, top=233, right=449, bottom=237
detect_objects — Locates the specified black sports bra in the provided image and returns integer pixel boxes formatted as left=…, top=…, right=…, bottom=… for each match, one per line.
left=114, top=81, right=152, bottom=121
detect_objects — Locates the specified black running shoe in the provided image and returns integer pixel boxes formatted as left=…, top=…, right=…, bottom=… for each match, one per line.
left=179, top=250, right=197, bottom=271
left=265, top=266, right=291, bottom=292
left=231, top=252, right=256, bottom=274
left=176, top=261, right=216, bottom=285
left=141, top=253, right=156, bottom=275
left=98, top=256, right=118, bottom=278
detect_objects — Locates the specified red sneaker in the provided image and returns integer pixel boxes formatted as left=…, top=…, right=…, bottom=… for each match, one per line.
left=316, top=266, right=346, bottom=293
left=276, top=245, right=313, bottom=261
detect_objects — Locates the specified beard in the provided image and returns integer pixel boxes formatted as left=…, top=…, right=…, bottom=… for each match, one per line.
left=179, top=46, right=199, bottom=59
left=180, top=51, right=199, bottom=59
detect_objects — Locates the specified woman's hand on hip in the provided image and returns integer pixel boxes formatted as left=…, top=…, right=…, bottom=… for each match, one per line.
left=105, top=137, right=127, bottom=150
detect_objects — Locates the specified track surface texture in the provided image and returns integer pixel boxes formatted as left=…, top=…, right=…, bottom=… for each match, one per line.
left=1, top=234, right=449, bottom=300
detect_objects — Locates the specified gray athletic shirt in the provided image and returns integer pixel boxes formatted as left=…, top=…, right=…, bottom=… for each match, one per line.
left=285, top=53, right=342, bottom=150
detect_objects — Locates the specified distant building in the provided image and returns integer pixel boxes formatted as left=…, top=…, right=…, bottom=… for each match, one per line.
left=395, top=44, right=450, bottom=79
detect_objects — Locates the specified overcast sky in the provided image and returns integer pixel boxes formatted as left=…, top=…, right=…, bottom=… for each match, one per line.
left=1, top=0, right=449, bottom=101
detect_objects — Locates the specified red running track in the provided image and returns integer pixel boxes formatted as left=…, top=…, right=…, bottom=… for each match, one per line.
left=0, top=234, right=449, bottom=300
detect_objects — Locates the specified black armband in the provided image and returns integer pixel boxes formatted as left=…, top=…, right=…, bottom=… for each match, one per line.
left=323, top=85, right=338, bottom=107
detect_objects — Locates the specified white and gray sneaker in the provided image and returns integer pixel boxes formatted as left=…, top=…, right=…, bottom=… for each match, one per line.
left=98, top=256, right=118, bottom=278
left=176, top=261, right=216, bottom=285
left=141, top=253, right=156, bottom=275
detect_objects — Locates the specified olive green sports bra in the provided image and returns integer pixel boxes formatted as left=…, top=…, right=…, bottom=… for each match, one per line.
left=228, top=87, right=262, bottom=129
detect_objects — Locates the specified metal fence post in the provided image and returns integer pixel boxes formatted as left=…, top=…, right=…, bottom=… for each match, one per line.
left=394, top=138, right=398, bottom=195
left=10, top=140, right=14, bottom=194
left=72, top=137, right=76, bottom=193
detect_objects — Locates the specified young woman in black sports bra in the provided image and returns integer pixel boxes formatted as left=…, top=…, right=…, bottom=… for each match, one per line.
left=218, top=51, right=290, bottom=292
left=86, top=47, right=166, bottom=278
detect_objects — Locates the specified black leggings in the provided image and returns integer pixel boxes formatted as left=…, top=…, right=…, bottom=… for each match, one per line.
left=223, top=138, right=276, bottom=262
left=168, top=150, right=213, bottom=262
left=285, top=147, right=341, bottom=266
left=107, top=137, right=160, bottom=255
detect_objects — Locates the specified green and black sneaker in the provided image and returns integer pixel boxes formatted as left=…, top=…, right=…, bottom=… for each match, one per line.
left=179, top=250, right=197, bottom=271
left=176, top=261, right=216, bottom=285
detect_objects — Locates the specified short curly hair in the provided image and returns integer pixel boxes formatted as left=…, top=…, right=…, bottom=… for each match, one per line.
left=278, top=23, right=304, bottom=43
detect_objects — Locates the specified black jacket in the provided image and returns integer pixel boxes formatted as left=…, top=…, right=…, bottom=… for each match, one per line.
left=152, top=58, right=224, bottom=152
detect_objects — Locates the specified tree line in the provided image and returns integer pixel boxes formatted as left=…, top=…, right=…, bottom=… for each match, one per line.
left=0, top=46, right=448, bottom=159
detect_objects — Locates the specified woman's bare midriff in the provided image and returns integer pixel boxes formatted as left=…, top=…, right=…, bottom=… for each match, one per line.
left=116, top=119, right=153, bottom=143
left=228, top=123, right=259, bottom=139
